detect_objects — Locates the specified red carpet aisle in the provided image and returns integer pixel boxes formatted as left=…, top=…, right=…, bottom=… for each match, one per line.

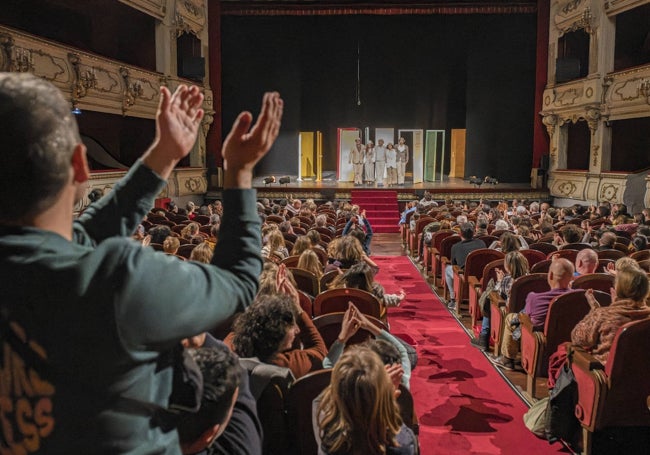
left=373, top=256, right=567, bottom=455
left=351, top=190, right=400, bottom=233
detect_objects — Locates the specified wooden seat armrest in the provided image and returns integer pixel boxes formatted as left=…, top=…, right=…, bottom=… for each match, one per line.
left=489, top=291, right=505, bottom=308
left=519, top=313, right=534, bottom=332
left=467, top=276, right=481, bottom=288
left=571, top=347, right=604, bottom=371
left=431, top=248, right=441, bottom=257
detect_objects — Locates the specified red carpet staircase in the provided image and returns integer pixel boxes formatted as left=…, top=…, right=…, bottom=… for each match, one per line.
left=351, top=190, right=400, bottom=233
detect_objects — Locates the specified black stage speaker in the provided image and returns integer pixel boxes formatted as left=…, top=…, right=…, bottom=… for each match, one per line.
left=556, top=57, right=581, bottom=83
left=179, top=56, right=205, bottom=81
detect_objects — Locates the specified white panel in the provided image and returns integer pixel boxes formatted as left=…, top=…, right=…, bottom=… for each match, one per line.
left=338, top=128, right=361, bottom=182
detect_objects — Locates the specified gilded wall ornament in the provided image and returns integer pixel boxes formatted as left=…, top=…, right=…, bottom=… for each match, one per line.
left=599, top=183, right=618, bottom=201
left=557, top=181, right=578, bottom=197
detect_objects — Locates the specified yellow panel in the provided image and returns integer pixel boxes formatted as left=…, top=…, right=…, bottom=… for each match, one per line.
left=449, top=129, right=466, bottom=178
left=300, top=132, right=315, bottom=178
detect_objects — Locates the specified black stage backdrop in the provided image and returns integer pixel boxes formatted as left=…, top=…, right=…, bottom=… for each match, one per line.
left=221, top=14, right=536, bottom=182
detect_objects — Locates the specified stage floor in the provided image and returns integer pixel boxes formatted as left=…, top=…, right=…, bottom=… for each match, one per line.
left=240, top=174, right=550, bottom=203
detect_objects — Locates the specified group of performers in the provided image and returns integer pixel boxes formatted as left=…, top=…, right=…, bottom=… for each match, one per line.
left=349, top=137, right=409, bottom=186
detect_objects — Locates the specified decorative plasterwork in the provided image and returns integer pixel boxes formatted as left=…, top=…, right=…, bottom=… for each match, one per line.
left=174, top=168, right=208, bottom=196
left=548, top=170, right=587, bottom=199
left=175, top=0, right=206, bottom=37
left=554, top=1, right=596, bottom=35
left=541, top=113, right=559, bottom=137
left=542, top=78, right=600, bottom=112
left=118, top=0, right=166, bottom=19
left=603, top=65, right=650, bottom=119
left=604, top=0, right=649, bottom=16
left=0, top=25, right=211, bottom=121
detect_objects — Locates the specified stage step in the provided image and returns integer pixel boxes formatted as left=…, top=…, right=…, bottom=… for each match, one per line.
left=351, top=190, right=400, bottom=233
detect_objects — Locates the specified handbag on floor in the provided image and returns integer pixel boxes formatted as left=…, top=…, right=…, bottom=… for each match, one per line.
left=544, top=360, right=580, bottom=446
left=523, top=396, right=549, bottom=438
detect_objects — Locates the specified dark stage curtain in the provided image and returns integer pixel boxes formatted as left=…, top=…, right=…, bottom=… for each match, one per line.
left=221, top=14, right=536, bottom=182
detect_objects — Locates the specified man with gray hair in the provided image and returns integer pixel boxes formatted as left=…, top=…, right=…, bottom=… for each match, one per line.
left=0, top=73, right=283, bottom=454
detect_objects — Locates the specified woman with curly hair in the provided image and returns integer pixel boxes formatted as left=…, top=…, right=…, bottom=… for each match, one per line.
left=226, top=274, right=327, bottom=378
left=316, top=346, right=416, bottom=455
left=325, top=235, right=378, bottom=273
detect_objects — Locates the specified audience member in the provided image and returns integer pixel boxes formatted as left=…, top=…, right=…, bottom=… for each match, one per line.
left=445, top=222, right=486, bottom=310
left=0, top=73, right=282, bottom=452
left=316, top=346, right=417, bottom=455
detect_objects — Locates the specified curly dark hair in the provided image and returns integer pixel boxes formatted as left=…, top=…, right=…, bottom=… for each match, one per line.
left=231, top=294, right=296, bottom=362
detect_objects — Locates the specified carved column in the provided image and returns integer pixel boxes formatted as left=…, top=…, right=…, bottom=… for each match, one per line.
left=155, top=0, right=176, bottom=76
left=542, top=113, right=565, bottom=171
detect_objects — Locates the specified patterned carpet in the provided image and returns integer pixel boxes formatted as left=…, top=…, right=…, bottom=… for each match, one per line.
left=373, top=256, right=568, bottom=455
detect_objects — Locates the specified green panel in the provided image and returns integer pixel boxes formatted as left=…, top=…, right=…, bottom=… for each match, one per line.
left=424, top=131, right=437, bottom=181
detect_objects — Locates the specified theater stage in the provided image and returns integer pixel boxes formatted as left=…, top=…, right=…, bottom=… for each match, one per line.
left=242, top=174, right=550, bottom=205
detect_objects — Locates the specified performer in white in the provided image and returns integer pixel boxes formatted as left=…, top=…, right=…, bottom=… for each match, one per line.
left=396, top=136, right=409, bottom=185
left=374, top=139, right=386, bottom=187
left=385, top=142, right=398, bottom=187
left=364, top=141, right=375, bottom=184
left=349, top=138, right=364, bottom=185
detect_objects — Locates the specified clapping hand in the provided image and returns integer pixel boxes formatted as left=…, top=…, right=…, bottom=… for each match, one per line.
left=223, top=92, right=283, bottom=188
left=144, top=85, right=205, bottom=179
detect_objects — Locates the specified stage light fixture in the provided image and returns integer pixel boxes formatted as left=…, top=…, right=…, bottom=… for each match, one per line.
left=279, top=176, right=291, bottom=185
left=263, top=176, right=276, bottom=185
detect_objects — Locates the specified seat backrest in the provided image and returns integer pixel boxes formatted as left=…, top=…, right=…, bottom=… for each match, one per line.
left=601, top=318, right=650, bottom=427
left=413, top=216, right=434, bottom=235
left=176, top=243, right=196, bottom=259
left=439, top=235, right=462, bottom=259
left=285, top=369, right=333, bottom=455
left=288, top=268, right=320, bottom=297
left=281, top=255, right=301, bottom=268
left=507, top=273, right=550, bottom=313
left=319, top=270, right=340, bottom=291
left=543, top=290, right=591, bottom=365
left=463, top=249, right=505, bottom=280
left=548, top=249, right=578, bottom=263
left=313, top=288, right=382, bottom=319
left=266, top=215, right=285, bottom=224
left=571, top=273, right=615, bottom=293
left=240, top=358, right=294, bottom=454
left=528, top=242, right=558, bottom=256
left=519, top=249, right=546, bottom=268
left=430, top=230, right=455, bottom=250
left=597, top=249, right=626, bottom=261
left=530, top=259, right=552, bottom=274
left=560, top=242, right=592, bottom=251
left=481, top=259, right=505, bottom=287
left=150, top=243, right=164, bottom=252
left=636, top=259, right=650, bottom=272
left=312, top=312, right=379, bottom=347
left=478, top=235, right=499, bottom=246
left=194, top=215, right=211, bottom=225
left=630, top=249, right=650, bottom=262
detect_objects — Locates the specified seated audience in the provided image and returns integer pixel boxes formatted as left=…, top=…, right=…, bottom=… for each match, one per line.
left=298, top=249, right=324, bottom=279
left=227, top=289, right=327, bottom=379
left=491, top=258, right=574, bottom=370
left=323, top=303, right=411, bottom=389
left=292, top=235, right=312, bottom=256
left=316, top=346, right=417, bottom=455
left=572, top=248, right=598, bottom=276
left=163, top=236, right=180, bottom=255
left=574, top=264, right=650, bottom=364
left=177, top=344, right=263, bottom=455
left=445, top=222, right=486, bottom=310
left=472, top=251, right=529, bottom=351
left=261, top=229, right=289, bottom=263
left=190, top=242, right=214, bottom=264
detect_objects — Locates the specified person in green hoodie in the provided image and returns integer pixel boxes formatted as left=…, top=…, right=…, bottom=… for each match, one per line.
left=0, top=72, right=282, bottom=454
